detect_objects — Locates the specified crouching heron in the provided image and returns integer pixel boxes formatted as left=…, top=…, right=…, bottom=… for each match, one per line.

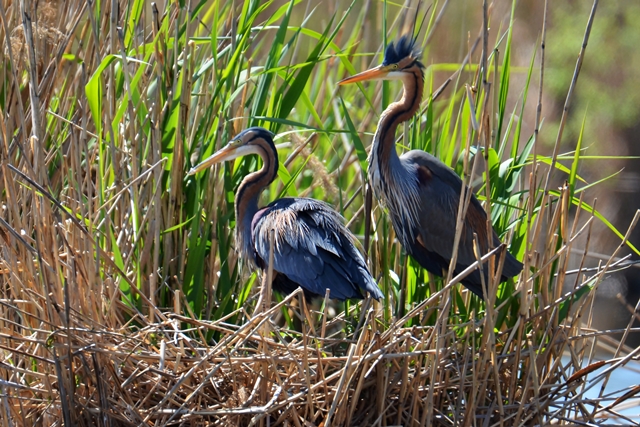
left=188, top=127, right=383, bottom=312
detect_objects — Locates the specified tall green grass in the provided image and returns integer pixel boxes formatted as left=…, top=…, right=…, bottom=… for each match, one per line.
left=2, top=0, right=639, bottom=424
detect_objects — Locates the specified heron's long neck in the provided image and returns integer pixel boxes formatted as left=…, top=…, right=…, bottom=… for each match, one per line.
left=235, top=144, right=278, bottom=259
left=370, top=70, right=424, bottom=173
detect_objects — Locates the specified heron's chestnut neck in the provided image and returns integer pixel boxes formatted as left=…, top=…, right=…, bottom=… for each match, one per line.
left=369, top=67, right=424, bottom=175
left=234, top=141, right=279, bottom=262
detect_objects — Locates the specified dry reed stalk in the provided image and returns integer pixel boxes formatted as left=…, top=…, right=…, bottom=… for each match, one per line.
left=1, top=0, right=638, bottom=425
left=1, top=288, right=639, bottom=426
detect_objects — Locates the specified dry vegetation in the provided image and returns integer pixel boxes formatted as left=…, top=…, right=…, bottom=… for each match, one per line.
left=1, top=0, right=640, bottom=425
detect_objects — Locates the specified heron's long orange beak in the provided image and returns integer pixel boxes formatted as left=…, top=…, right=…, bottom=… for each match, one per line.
left=338, top=65, right=390, bottom=85
left=187, top=143, right=238, bottom=176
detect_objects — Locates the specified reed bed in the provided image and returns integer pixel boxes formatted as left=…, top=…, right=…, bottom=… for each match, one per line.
left=1, top=0, right=640, bottom=425
left=3, top=261, right=640, bottom=426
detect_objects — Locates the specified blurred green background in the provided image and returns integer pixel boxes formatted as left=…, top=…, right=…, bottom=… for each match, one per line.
left=275, top=0, right=640, bottom=338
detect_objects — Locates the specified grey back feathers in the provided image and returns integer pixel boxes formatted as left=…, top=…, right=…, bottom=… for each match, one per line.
left=252, top=198, right=383, bottom=301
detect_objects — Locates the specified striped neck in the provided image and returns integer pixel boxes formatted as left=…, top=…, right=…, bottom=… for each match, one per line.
left=368, top=67, right=424, bottom=172
left=235, top=140, right=279, bottom=261
left=367, top=67, right=424, bottom=245
left=369, top=66, right=424, bottom=186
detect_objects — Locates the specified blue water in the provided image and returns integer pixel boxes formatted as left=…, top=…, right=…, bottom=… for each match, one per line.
left=560, top=356, right=640, bottom=424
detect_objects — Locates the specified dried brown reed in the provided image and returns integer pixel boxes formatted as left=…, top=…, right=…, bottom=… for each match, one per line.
left=1, top=0, right=640, bottom=426
left=2, top=246, right=640, bottom=426
left=2, top=171, right=639, bottom=425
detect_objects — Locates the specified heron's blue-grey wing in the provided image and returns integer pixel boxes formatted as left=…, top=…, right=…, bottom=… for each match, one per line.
left=401, top=150, right=522, bottom=295
left=252, top=198, right=383, bottom=300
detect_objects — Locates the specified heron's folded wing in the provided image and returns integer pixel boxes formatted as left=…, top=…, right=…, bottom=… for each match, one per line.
left=253, top=198, right=382, bottom=300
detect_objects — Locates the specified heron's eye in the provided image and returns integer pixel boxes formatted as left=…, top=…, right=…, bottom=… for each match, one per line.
left=391, top=64, right=399, bottom=70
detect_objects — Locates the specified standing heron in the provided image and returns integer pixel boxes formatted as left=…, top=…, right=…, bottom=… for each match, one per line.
left=188, top=127, right=383, bottom=307
left=338, top=35, right=522, bottom=297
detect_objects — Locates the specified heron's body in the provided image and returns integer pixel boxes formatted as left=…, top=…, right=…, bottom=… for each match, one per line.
left=374, top=148, right=522, bottom=296
left=189, top=127, right=383, bottom=302
left=248, top=198, right=380, bottom=300
left=340, top=36, right=522, bottom=297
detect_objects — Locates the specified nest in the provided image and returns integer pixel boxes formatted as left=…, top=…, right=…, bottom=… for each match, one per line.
left=3, top=285, right=637, bottom=427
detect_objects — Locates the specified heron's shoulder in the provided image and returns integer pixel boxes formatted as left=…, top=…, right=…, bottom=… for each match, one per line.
left=264, top=197, right=333, bottom=212
left=400, top=150, right=451, bottom=172
left=261, top=197, right=344, bottom=224
left=400, top=150, right=463, bottom=188
left=401, top=151, right=489, bottom=226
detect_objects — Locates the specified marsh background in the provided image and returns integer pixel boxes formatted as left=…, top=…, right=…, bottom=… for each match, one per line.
left=261, top=0, right=640, bottom=342
left=2, top=0, right=640, bottom=423
left=2, top=0, right=639, bottom=341
left=2, top=0, right=639, bottom=352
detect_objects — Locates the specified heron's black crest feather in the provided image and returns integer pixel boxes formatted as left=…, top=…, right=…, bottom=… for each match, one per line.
left=382, top=34, right=423, bottom=68
left=235, top=127, right=278, bottom=164
left=236, top=127, right=275, bottom=143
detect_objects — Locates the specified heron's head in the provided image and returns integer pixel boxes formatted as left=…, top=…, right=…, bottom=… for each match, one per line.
left=338, top=35, right=424, bottom=85
left=187, top=127, right=275, bottom=175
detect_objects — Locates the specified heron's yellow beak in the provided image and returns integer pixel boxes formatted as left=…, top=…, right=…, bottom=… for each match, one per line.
left=338, top=65, right=390, bottom=85
left=187, top=142, right=239, bottom=176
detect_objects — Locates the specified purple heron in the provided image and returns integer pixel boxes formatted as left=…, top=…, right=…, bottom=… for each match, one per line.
left=189, top=127, right=384, bottom=302
left=338, top=36, right=522, bottom=297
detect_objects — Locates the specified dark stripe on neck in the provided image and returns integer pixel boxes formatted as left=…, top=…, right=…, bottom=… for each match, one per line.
left=376, top=69, right=422, bottom=161
left=234, top=140, right=279, bottom=226
left=378, top=72, right=421, bottom=159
